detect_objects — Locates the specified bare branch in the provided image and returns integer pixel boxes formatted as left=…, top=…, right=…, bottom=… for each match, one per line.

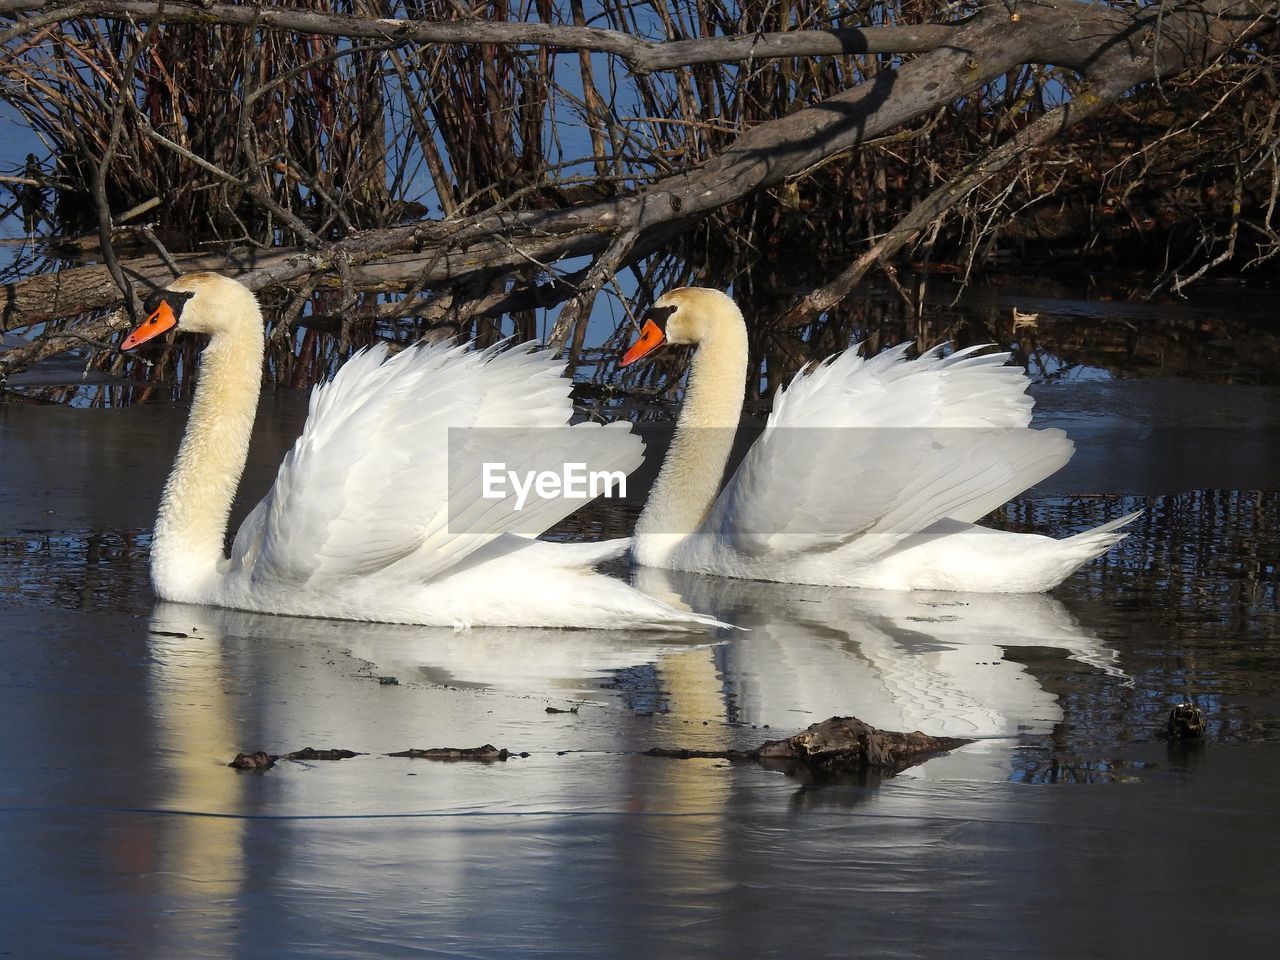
left=548, top=224, right=641, bottom=355
left=0, top=0, right=959, bottom=66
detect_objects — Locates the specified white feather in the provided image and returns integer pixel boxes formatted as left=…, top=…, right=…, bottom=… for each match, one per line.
left=145, top=274, right=722, bottom=630
left=630, top=288, right=1136, bottom=591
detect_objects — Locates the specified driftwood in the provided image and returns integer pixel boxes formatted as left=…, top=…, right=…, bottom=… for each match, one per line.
left=645, top=715, right=971, bottom=777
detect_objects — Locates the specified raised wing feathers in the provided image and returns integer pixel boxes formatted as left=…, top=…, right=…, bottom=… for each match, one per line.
left=228, top=340, right=639, bottom=587
left=700, top=343, right=1064, bottom=559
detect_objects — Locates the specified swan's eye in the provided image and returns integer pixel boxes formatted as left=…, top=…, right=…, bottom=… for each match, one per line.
left=140, top=289, right=195, bottom=323
left=644, top=305, right=677, bottom=332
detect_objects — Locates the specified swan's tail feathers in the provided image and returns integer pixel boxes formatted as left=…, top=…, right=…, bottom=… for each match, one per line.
left=1027, top=509, right=1140, bottom=591
left=652, top=607, right=736, bottom=631
left=575, top=575, right=736, bottom=632
left=491, top=537, right=735, bottom=631
left=531, top=537, right=631, bottom=568
left=1065, top=509, right=1143, bottom=558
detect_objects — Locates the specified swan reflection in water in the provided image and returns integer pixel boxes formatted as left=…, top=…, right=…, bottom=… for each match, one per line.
left=147, top=571, right=1123, bottom=786
left=638, top=568, right=1125, bottom=780
left=137, top=582, right=1123, bottom=953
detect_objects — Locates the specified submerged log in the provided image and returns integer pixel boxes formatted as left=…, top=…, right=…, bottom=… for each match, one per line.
left=228, top=750, right=277, bottom=770
left=757, top=716, right=971, bottom=775
left=280, top=747, right=363, bottom=761
left=386, top=744, right=516, bottom=761
left=646, top=716, right=971, bottom=777
left=644, top=747, right=758, bottom=761
left=229, top=744, right=519, bottom=770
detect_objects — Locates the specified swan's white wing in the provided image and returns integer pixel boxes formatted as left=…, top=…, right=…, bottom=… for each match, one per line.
left=228, top=341, right=642, bottom=586
left=698, top=343, right=1071, bottom=559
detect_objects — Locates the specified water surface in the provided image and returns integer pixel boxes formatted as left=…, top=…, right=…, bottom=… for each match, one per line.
left=1, top=378, right=1277, bottom=958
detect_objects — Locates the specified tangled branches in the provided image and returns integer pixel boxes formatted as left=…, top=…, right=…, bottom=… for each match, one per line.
left=1, top=1, right=1275, bottom=400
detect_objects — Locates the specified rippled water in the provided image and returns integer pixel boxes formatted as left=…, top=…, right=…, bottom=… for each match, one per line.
left=1, top=379, right=1278, bottom=958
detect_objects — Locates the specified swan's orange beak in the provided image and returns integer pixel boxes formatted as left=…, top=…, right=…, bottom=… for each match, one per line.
left=621, top=319, right=666, bottom=367
left=121, top=300, right=178, bottom=351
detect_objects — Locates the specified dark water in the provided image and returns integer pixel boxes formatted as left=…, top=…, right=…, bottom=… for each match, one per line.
left=1, top=379, right=1278, bottom=958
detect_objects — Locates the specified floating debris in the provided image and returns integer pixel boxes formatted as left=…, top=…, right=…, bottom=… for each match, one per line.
left=646, top=716, right=971, bottom=777
left=386, top=744, right=519, bottom=761
left=281, top=747, right=363, bottom=761
left=545, top=705, right=581, bottom=714
left=645, top=747, right=756, bottom=761
left=1012, top=307, right=1040, bottom=332
left=228, top=751, right=277, bottom=770
left=1167, top=702, right=1207, bottom=740
left=229, top=719, right=963, bottom=777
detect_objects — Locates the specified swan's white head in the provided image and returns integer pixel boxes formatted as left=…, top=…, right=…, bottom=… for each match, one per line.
left=121, top=272, right=261, bottom=350
left=620, top=287, right=744, bottom=366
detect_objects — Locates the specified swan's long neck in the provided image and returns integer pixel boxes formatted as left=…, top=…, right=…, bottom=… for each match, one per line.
left=634, top=314, right=748, bottom=567
left=151, top=312, right=264, bottom=600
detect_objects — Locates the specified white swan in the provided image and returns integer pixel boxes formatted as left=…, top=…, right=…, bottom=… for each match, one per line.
left=621, top=287, right=1138, bottom=591
left=121, top=272, right=720, bottom=630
